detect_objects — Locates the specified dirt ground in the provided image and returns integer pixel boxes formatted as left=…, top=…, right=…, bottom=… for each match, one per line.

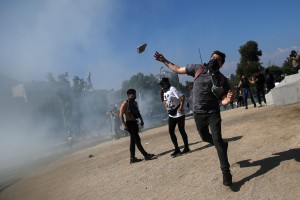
left=0, top=103, right=299, bottom=200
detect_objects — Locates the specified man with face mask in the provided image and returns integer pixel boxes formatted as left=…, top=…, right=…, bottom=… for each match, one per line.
left=158, top=77, right=190, bottom=157
left=120, top=89, right=155, bottom=164
left=154, top=50, right=233, bottom=187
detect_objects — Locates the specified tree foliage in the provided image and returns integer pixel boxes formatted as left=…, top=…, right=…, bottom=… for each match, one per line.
left=236, top=40, right=263, bottom=77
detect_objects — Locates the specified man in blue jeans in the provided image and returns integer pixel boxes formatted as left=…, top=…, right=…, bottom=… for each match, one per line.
left=154, top=50, right=233, bottom=187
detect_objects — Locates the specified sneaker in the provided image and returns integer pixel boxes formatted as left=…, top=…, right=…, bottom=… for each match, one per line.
left=181, top=148, right=191, bottom=154
left=171, top=149, right=181, bottom=157
left=144, top=154, right=155, bottom=161
left=130, top=157, right=143, bottom=164
left=223, top=173, right=232, bottom=186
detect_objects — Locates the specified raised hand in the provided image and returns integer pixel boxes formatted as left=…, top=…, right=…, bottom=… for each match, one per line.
left=154, top=51, right=167, bottom=63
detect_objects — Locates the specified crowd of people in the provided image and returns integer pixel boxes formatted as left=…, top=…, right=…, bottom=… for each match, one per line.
left=236, top=68, right=274, bottom=109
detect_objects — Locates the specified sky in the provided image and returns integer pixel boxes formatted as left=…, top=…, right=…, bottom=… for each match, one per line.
left=1, top=0, right=300, bottom=90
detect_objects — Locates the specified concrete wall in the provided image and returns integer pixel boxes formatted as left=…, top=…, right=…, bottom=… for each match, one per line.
left=265, top=71, right=300, bottom=106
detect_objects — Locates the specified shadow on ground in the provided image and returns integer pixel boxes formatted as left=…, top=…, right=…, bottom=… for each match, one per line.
left=230, top=148, right=300, bottom=192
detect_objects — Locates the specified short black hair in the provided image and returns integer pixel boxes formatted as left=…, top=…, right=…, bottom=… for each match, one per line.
left=127, top=88, right=136, bottom=95
left=211, top=50, right=226, bottom=64
left=158, top=77, right=169, bottom=85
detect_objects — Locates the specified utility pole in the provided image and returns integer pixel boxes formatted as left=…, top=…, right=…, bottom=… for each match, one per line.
left=198, top=48, right=203, bottom=64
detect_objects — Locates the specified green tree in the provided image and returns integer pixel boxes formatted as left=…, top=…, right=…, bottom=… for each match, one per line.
left=236, top=40, right=263, bottom=77
left=267, top=65, right=283, bottom=82
left=281, top=57, right=295, bottom=75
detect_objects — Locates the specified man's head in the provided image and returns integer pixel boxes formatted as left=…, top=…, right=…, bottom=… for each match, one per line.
left=210, top=50, right=226, bottom=68
left=158, top=77, right=171, bottom=91
left=127, top=88, right=136, bottom=100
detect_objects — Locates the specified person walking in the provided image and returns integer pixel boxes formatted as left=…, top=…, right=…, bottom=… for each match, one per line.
left=251, top=69, right=267, bottom=107
left=265, top=68, right=275, bottom=93
left=119, top=89, right=155, bottom=164
left=238, top=74, right=256, bottom=109
left=154, top=50, right=233, bottom=187
left=158, top=77, right=190, bottom=157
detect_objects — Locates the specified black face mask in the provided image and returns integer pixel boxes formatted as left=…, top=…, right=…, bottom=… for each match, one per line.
left=128, top=95, right=136, bottom=101
left=208, top=59, right=220, bottom=74
left=160, top=82, right=170, bottom=92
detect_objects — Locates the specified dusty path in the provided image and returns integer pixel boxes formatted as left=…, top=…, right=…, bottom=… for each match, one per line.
left=0, top=104, right=299, bottom=200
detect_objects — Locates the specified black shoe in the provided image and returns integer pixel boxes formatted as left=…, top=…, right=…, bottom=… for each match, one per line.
left=204, top=139, right=214, bottom=145
left=130, top=157, right=143, bottom=164
left=144, top=154, right=155, bottom=161
left=223, top=173, right=232, bottom=186
left=181, top=147, right=191, bottom=154
left=171, top=149, right=181, bottom=157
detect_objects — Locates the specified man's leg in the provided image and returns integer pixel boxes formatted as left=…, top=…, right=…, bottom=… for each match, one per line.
left=261, top=89, right=267, bottom=104
left=193, top=113, right=213, bottom=144
left=243, top=89, right=248, bottom=109
left=168, top=117, right=181, bottom=157
left=249, top=90, right=256, bottom=107
left=209, top=112, right=232, bottom=186
left=127, top=121, right=148, bottom=157
left=256, top=89, right=262, bottom=106
left=177, top=115, right=190, bottom=152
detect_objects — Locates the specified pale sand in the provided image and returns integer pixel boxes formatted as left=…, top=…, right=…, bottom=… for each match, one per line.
left=0, top=104, right=299, bottom=200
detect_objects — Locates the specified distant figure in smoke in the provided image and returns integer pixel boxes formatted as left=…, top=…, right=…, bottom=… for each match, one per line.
left=67, top=135, right=73, bottom=149
left=119, top=89, right=155, bottom=164
left=110, top=105, right=122, bottom=139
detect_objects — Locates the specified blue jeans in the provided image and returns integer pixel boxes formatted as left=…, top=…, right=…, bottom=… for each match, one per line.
left=242, top=88, right=256, bottom=108
left=193, top=112, right=230, bottom=174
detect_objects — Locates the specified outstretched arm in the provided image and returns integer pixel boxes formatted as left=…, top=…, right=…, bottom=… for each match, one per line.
left=154, top=51, right=187, bottom=74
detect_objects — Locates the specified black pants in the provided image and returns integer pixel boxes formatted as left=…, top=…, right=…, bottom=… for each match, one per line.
left=256, top=88, right=266, bottom=105
left=126, top=120, right=148, bottom=158
left=193, top=112, right=230, bottom=174
left=168, top=115, right=189, bottom=150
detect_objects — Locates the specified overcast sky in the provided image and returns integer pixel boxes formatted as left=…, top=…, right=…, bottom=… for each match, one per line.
left=1, top=0, right=300, bottom=90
